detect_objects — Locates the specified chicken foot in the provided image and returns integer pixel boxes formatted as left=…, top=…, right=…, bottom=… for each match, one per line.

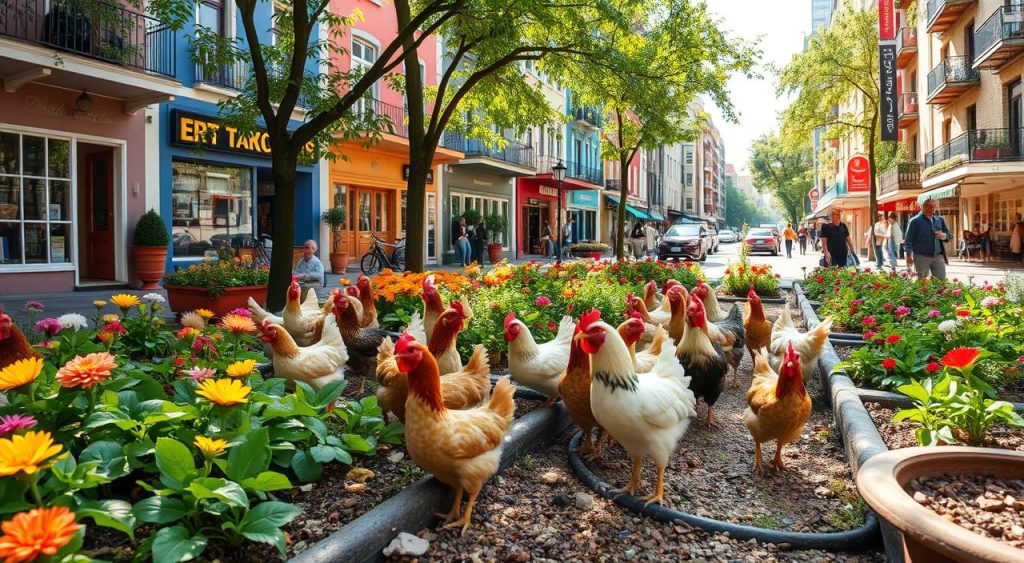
left=705, top=405, right=720, bottom=428
left=540, top=395, right=559, bottom=408
left=611, top=457, right=644, bottom=495
left=728, top=365, right=741, bottom=389
left=641, top=464, right=666, bottom=506
left=584, top=429, right=610, bottom=461
left=773, top=443, right=788, bottom=472
left=752, top=441, right=765, bottom=473
left=435, top=486, right=464, bottom=524
left=440, top=488, right=480, bottom=537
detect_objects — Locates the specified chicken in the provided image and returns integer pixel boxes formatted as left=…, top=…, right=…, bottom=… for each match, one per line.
left=664, top=285, right=690, bottom=344
left=628, top=292, right=670, bottom=328
left=706, top=303, right=746, bottom=389
left=247, top=275, right=322, bottom=330
left=642, top=281, right=661, bottom=311
left=394, top=332, right=516, bottom=535
left=280, top=277, right=332, bottom=346
left=258, top=313, right=348, bottom=390
left=333, top=291, right=390, bottom=362
left=505, top=313, right=574, bottom=404
left=693, top=279, right=727, bottom=323
left=769, top=304, right=833, bottom=381
left=428, top=300, right=468, bottom=376
left=376, top=328, right=491, bottom=423
left=422, top=274, right=446, bottom=340
left=556, top=318, right=608, bottom=459
left=655, top=279, right=682, bottom=315
left=675, top=295, right=729, bottom=427
left=743, top=288, right=773, bottom=361
left=0, top=311, right=40, bottom=370
left=344, top=286, right=365, bottom=323
left=618, top=316, right=667, bottom=373
left=580, top=309, right=696, bottom=505
left=743, top=344, right=812, bottom=472
left=353, top=274, right=379, bottom=328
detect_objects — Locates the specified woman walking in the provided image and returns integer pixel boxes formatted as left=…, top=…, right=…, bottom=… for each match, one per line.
left=797, top=223, right=808, bottom=255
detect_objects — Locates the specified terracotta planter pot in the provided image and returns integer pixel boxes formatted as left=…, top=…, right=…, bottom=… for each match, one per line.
left=487, top=244, right=503, bottom=264
left=133, top=246, right=168, bottom=290
left=164, top=284, right=269, bottom=317
left=329, top=252, right=349, bottom=274
left=857, top=446, right=1024, bottom=562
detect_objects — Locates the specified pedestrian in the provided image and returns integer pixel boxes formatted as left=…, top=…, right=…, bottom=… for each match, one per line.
left=811, top=221, right=820, bottom=251
left=886, top=212, right=903, bottom=271
left=609, top=221, right=618, bottom=255
left=562, top=216, right=574, bottom=259
left=1012, top=213, right=1023, bottom=263
left=865, top=215, right=889, bottom=270
left=293, top=240, right=324, bottom=300
left=452, top=214, right=470, bottom=266
left=905, top=199, right=951, bottom=280
left=797, top=223, right=808, bottom=255
left=644, top=220, right=659, bottom=258
left=630, top=221, right=645, bottom=259
left=977, top=220, right=991, bottom=262
left=471, top=216, right=488, bottom=265
left=542, top=220, right=553, bottom=258
left=819, top=209, right=855, bottom=268
left=783, top=224, right=797, bottom=258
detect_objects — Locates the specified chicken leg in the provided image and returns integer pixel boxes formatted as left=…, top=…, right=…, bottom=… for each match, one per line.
left=641, top=464, right=666, bottom=506
left=612, top=457, right=644, bottom=495
left=752, top=441, right=765, bottom=473
left=585, top=429, right=610, bottom=461
left=774, top=443, right=788, bottom=472
left=540, top=395, right=558, bottom=408
left=436, top=486, right=464, bottom=524
left=441, top=487, right=481, bottom=537
left=705, top=405, right=719, bottom=428
left=728, top=366, right=741, bottom=389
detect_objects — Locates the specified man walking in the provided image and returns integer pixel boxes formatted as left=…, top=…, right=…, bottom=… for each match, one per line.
left=905, top=199, right=950, bottom=280
left=644, top=220, right=659, bottom=258
left=798, top=223, right=808, bottom=255
left=866, top=215, right=889, bottom=269
left=630, top=221, right=645, bottom=259
left=820, top=209, right=855, bottom=267
left=886, top=212, right=903, bottom=271
left=562, top=216, right=574, bottom=259
left=783, top=223, right=797, bottom=258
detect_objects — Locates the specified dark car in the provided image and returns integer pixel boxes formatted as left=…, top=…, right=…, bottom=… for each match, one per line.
left=744, top=228, right=780, bottom=255
left=658, top=224, right=709, bottom=261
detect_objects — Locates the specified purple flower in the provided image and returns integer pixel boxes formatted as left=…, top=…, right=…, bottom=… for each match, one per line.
left=229, top=308, right=252, bottom=318
left=928, top=309, right=941, bottom=318
left=23, top=300, right=44, bottom=313
left=0, top=414, right=37, bottom=436
left=535, top=296, right=551, bottom=307
left=35, top=317, right=62, bottom=337
left=894, top=306, right=911, bottom=318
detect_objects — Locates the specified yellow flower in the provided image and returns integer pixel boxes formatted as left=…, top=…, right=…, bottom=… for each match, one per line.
left=225, top=360, right=257, bottom=378
left=194, top=436, right=229, bottom=458
left=92, top=300, right=106, bottom=309
left=196, top=378, right=251, bottom=406
left=340, top=278, right=351, bottom=286
left=0, top=431, right=63, bottom=477
left=0, top=358, right=44, bottom=391
left=101, top=314, right=121, bottom=324
left=55, top=352, right=117, bottom=389
left=0, top=506, right=81, bottom=563
left=219, top=314, right=256, bottom=334
left=195, top=309, right=215, bottom=320
left=109, top=294, right=139, bottom=309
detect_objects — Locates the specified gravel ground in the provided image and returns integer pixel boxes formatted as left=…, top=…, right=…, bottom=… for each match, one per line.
left=865, top=402, right=1024, bottom=451
left=910, top=474, right=1024, bottom=548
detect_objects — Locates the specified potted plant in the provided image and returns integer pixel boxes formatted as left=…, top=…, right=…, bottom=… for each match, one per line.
left=132, top=209, right=169, bottom=290
left=973, top=136, right=1012, bottom=160
left=484, top=213, right=509, bottom=264
left=322, top=205, right=348, bottom=273
left=162, top=246, right=270, bottom=316
left=570, top=242, right=610, bottom=260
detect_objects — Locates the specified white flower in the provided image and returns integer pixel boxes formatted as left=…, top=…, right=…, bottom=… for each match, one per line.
left=180, top=312, right=205, bottom=329
left=980, top=296, right=1001, bottom=308
left=57, top=313, right=88, bottom=330
left=143, top=293, right=166, bottom=303
left=938, top=320, right=957, bottom=333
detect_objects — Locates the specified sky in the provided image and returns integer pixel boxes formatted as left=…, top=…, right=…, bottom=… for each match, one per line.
left=704, top=0, right=812, bottom=175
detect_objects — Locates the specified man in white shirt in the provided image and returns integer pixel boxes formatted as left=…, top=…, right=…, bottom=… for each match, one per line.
left=865, top=217, right=889, bottom=269
left=886, top=212, right=902, bottom=271
left=643, top=221, right=659, bottom=257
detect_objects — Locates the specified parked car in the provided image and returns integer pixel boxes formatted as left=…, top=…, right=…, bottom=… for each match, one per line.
left=744, top=228, right=780, bottom=255
left=658, top=223, right=710, bottom=261
left=758, top=223, right=783, bottom=246
left=705, top=224, right=720, bottom=254
left=718, top=228, right=738, bottom=244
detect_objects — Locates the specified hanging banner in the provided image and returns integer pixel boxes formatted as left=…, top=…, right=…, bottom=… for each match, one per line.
left=879, top=44, right=898, bottom=141
left=847, top=156, right=871, bottom=193
left=879, top=0, right=895, bottom=40
left=809, top=188, right=820, bottom=208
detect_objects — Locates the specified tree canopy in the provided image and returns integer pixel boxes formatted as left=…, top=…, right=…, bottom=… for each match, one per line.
left=748, top=132, right=813, bottom=227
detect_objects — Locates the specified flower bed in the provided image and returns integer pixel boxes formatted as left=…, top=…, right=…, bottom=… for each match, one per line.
left=719, top=243, right=782, bottom=297
left=162, top=252, right=270, bottom=302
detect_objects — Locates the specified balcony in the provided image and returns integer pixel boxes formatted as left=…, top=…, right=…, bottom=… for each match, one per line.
left=896, top=27, right=918, bottom=68
left=442, top=132, right=536, bottom=171
left=898, top=92, right=919, bottom=127
left=352, top=97, right=408, bottom=137
left=605, top=179, right=622, bottom=191
left=926, top=56, right=980, bottom=105
left=571, top=106, right=601, bottom=128
left=196, top=60, right=250, bottom=91
left=879, top=163, right=922, bottom=196
left=926, top=0, right=976, bottom=33
left=566, top=160, right=603, bottom=185
left=924, top=128, right=1024, bottom=177
left=974, top=5, right=1024, bottom=70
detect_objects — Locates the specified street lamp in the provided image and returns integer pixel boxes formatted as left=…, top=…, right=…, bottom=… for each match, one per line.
left=552, top=160, right=567, bottom=262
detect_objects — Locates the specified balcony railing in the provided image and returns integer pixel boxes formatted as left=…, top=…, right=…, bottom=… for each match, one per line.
left=571, top=106, right=601, bottom=128
left=896, top=27, right=918, bottom=68
left=879, top=163, right=922, bottom=195
left=351, top=98, right=407, bottom=137
left=567, top=160, right=603, bottom=185
left=974, top=5, right=1024, bottom=69
left=926, top=0, right=976, bottom=33
left=926, top=56, right=980, bottom=103
left=898, top=92, right=919, bottom=125
left=924, top=128, right=1024, bottom=170
left=605, top=179, right=621, bottom=191
left=0, top=0, right=176, bottom=77
left=196, top=59, right=250, bottom=91
left=441, top=132, right=535, bottom=168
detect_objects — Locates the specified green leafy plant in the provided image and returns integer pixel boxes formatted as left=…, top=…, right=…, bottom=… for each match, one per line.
left=462, top=208, right=482, bottom=226
left=163, top=257, right=270, bottom=298
left=321, top=206, right=347, bottom=253
left=134, top=209, right=170, bottom=247
left=570, top=242, right=610, bottom=252
left=483, top=214, right=509, bottom=246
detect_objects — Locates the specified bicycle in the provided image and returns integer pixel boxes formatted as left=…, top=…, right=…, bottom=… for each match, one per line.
left=360, top=233, right=405, bottom=275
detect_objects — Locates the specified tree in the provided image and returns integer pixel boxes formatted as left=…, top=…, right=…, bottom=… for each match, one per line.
left=748, top=132, right=813, bottom=227
left=725, top=178, right=778, bottom=227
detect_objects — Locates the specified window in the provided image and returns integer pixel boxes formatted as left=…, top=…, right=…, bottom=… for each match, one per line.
left=401, top=190, right=407, bottom=232
left=271, top=1, right=288, bottom=45
left=450, top=193, right=509, bottom=247
left=966, top=104, right=977, bottom=131
left=0, top=132, right=72, bottom=266
left=686, top=197, right=693, bottom=210
left=684, top=150, right=693, bottom=165
left=170, top=160, right=252, bottom=258
left=332, top=184, right=347, bottom=229
left=351, top=37, right=379, bottom=111
left=198, top=0, right=225, bottom=36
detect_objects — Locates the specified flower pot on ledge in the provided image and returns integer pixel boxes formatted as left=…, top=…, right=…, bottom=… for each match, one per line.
left=133, top=246, right=168, bottom=290
left=164, top=284, right=269, bottom=317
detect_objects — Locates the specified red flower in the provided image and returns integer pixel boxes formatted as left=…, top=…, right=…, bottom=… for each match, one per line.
left=881, top=358, right=896, bottom=370
left=940, top=347, right=981, bottom=370
left=535, top=323, right=543, bottom=329
left=885, top=334, right=901, bottom=345
left=548, top=321, right=557, bottom=331
left=815, top=275, right=825, bottom=284
left=863, top=330, right=875, bottom=340
left=955, top=309, right=971, bottom=318
left=925, top=362, right=941, bottom=373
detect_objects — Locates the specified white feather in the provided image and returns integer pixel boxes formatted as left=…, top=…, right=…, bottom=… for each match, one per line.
left=506, top=315, right=573, bottom=398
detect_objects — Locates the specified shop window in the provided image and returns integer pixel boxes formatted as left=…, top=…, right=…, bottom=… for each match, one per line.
left=0, top=132, right=72, bottom=266
left=171, top=160, right=252, bottom=258
left=450, top=192, right=509, bottom=248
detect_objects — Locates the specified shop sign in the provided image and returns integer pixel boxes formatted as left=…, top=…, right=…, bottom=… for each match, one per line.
left=538, top=186, right=558, bottom=197
left=170, top=110, right=313, bottom=157
left=402, top=165, right=434, bottom=184
left=809, top=188, right=820, bottom=207
left=847, top=156, right=871, bottom=193
left=878, top=0, right=895, bottom=40
left=895, top=200, right=920, bottom=213
left=528, top=198, right=540, bottom=205
left=879, top=43, right=897, bottom=141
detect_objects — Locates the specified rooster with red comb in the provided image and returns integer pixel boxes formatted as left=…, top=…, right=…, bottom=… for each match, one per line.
left=505, top=311, right=574, bottom=405
left=743, top=343, right=812, bottom=472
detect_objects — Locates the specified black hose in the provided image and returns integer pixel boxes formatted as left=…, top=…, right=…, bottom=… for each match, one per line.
left=566, top=432, right=880, bottom=551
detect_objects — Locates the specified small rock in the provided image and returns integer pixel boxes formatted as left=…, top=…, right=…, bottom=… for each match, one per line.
left=781, top=517, right=794, bottom=527
left=506, top=549, right=531, bottom=562
left=382, top=532, right=429, bottom=557
left=777, top=542, right=791, bottom=551
left=346, top=467, right=375, bottom=483
left=345, top=483, right=367, bottom=493
left=574, top=492, right=594, bottom=510
left=387, top=451, right=404, bottom=463
left=977, top=497, right=1005, bottom=512
left=328, top=511, right=339, bottom=523
left=551, top=494, right=571, bottom=507
left=1010, top=525, right=1024, bottom=537
left=539, top=471, right=560, bottom=484
left=299, top=484, right=314, bottom=492
left=913, top=491, right=930, bottom=504
left=687, top=458, right=701, bottom=468
left=624, top=548, right=637, bottom=560
left=343, top=498, right=359, bottom=509
left=814, top=486, right=832, bottom=498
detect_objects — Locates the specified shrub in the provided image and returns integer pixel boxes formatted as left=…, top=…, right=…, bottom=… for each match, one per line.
left=483, top=214, right=509, bottom=245
left=133, top=209, right=169, bottom=247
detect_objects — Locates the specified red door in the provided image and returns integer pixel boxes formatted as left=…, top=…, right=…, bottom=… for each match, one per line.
left=84, top=149, right=115, bottom=280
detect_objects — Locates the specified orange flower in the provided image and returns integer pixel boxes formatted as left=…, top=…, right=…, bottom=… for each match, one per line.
left=55, top=352, right=117, bottom=389
left=219, top=314, right=256, bottom=334
left=0, top=506, right=81, bottom=563
left=940, top=347, right=982, bottom=370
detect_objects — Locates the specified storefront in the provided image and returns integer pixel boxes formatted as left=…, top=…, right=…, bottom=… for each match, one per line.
left=160, top=103, right=320, bottom=268
left=568, top=190, right=600, bottom=243
left=441, top=166, right=515, bottom=264
left=958, top=181, right=1023, bottom=259
left=601, top=194, right=650, bottom=248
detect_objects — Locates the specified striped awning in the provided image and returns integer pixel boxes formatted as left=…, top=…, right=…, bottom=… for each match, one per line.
left=917, top=183, right=960, bottom=203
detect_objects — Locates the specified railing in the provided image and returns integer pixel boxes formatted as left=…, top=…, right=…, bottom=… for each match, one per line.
left=571, top=106, right=601, bottom=128
left=878, top=163, right=922, bottom=195
left=351, top=97, right=407, bottom=137
left=898, top=92, right=919, bottom=116
left=927, top=0, right=975, bottom=28
left=897, top=26, right=918, bottom=53
left=605, top=179, right=621, bottom=191
left=975, top=5, right=1024, bottom=63
left=567, top=160, right=603, bottom=185
left=924, top=128, right=1024, bottom=168
left=196, top=59, right=250, bottom=91
left=0, top=0, right=176, bottom=77
left=927, top=56, right=980, bottom=98
left=441, top=132, right=535, bottom=168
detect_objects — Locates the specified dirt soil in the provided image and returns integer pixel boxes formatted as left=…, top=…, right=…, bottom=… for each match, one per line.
left=909, top=474, right=1024, bottom=548
left=865, top=402, right=1024, bottom=451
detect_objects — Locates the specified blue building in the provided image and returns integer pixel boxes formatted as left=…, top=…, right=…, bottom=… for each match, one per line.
left=564, top=90, right=603, bottom=243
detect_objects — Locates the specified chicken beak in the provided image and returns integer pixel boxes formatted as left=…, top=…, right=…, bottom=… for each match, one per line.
left=573, top=332, right=586, bottom=343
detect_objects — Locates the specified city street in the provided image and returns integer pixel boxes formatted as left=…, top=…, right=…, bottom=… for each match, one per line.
left=700, top=239, right=820, bottom=282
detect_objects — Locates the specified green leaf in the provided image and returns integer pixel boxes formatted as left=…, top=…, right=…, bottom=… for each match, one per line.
left=896, top=381, right=929, bottom=404
left=83, top=410, right=133, bottom=430
left=341, top=434, right=373, bottom=453
left=155, top=437, right=196, bottom=490
left=241, top=471, right=293, bottom=493
left=309, top=445, right=336, bottom=464
left=290, top=450, right=322, bottom=483
left=226, top=427, right=270, bottom=482
left=151, top=525, right=208, bottom=563
left=238, top=501, right=301, bottom=554
left=891, top=409, right=923, bottom=423
left=186, top=477, right=249, bottom=509
left=133, top=496, right=190, bottom=524
left=77, top=499, right=136, bottom=539
left=80, top=440, right=129, bottom=480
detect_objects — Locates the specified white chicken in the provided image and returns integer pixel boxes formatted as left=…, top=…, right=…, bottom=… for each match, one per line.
left=249, top=277, right=330, bottom=346
left=258, top=313, right=348, bottom=390
left=247, top=276, right=321, bottom=328
left=505, top=313, right=574, bottom=404
left=579, top=308, right=697, bottom=506
left=769, top=304, right=833, bottom=381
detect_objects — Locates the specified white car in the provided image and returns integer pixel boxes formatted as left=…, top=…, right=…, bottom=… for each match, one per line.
left=718, top=228, right=739, bottom=243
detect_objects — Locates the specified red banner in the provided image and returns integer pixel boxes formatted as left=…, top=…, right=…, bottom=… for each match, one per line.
left=809, top=188, right=820, bottom=207
left=847, top=156, right=871, bottom=193
left=879, top=0, right=895, bottom=40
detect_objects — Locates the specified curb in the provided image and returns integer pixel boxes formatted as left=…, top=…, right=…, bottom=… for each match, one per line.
left=289, top=401, right=572, bottom=563
left=566, top=433, right=881, bottom=551
left=715, top=295, right=788, bottom=305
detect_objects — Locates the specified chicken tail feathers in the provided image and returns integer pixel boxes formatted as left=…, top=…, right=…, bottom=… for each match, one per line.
left=318, top=315, right=349, bottom=363
left=407, top=311, right=428, bottom=344
left=775, top=303, right=794, bottom=331
left=487, top=376, right=516, bottom=424
left=464, top=344, right=491, bottom=377
left=552, top=316, right=575, bottom=347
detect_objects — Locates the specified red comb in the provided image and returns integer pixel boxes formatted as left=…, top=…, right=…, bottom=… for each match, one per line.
left=424, top=275, right=436, bottom=289
left=259, top=319, right=270, bottom=332
left=290, top=275, right=298, bottom=284
left=748, top=287, right=758, bottom=299
left=579, top=308, right=602, bottom=332
left=628, top=311, right=643, bottom=321
left=450, top=299, right=465, bottom=317
left=346, top=286, right=359, bottom=296
left=504, top=312, right=517, bottom=331
left=395, top=331, right=417, bottom=354
left=785, top=342, right=800, bottom=366
left=358, top=273, right=369, bottom=285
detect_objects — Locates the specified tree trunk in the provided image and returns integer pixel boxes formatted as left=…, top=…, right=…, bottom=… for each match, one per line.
left=267, top=150, right=299, bottom=311
left=614, top=155, right=628, bottom=260
left=397, top=0, right=427, bottom=273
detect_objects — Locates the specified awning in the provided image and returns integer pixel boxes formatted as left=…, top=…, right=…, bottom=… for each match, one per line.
left=605, top=195, right=651, bottom=220
left=918, top=183, right=959, bottom=203
left=649, top=211, right=665, bottom=221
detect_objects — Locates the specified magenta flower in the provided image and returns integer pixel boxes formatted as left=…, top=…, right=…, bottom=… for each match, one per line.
left=35, top=317, right=62, bottom=337
left=928, top=309, right=940, bottom=318
left=187, top=366, right=216, bottom=382
left=23, top=300, right=44, bottom=313
left=980, top=296, right=1001, bottom=308
left=0, top=414, right=37, bottom=436
left=535, top=296, right=551, bottom=307
left=192, top=336, right=217, bottom=359
left=862, top=316, right=877, bottom=328
left=229, top=308, right=252, bottom=318
left=850, top=299, right=865, bottom=306
left=951, top=288, right=962, bottom=297
left=863, top=330, right=876, bottom=340
left=894, top=306, right=911, bottom=318
left=882, top=303, right=894, bottom=312
left=103, top=321, right=127, bottom=335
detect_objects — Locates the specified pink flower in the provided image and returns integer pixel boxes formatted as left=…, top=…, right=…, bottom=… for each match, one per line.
left=229, top=308, right=252, bottom=318
left=187, top=366, right=216, bottom=382
left=882, top=358, right=896, bottom=370
left=103, top=321, right=126, bottom=335
left=980, top=296, right=1001, bottom=308
left=925, top=362, right=941, bottom=374
left=862, top=316, right=877, bottom=328
left=886, top=334, right=901, bottom=345
left=548, top=321, right=557, bottom=331
left=850, top=299, right=864, bottom=306
left=23, top=301, right=44, bottom=313
left=34, top=318, right=61, bottom=337
left=863, top=331, right=876, bottom=340
left=894, top=306, right=911, bottom=318
left=0, top=414, right=37, bottom=436
left=535, top=296, right=551, bottom=307
left=951, top=288, right=962, bottom=297
left=928, top=309, right=940, bottom=318
left=882, top=303, right=894, bottom=312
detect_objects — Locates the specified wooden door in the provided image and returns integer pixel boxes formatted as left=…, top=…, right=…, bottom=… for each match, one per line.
left=352, top=188, right=393, bottom=257
left=84, top=149, right=115, bottom=280
left=355, top=190, right=373, bottom=256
